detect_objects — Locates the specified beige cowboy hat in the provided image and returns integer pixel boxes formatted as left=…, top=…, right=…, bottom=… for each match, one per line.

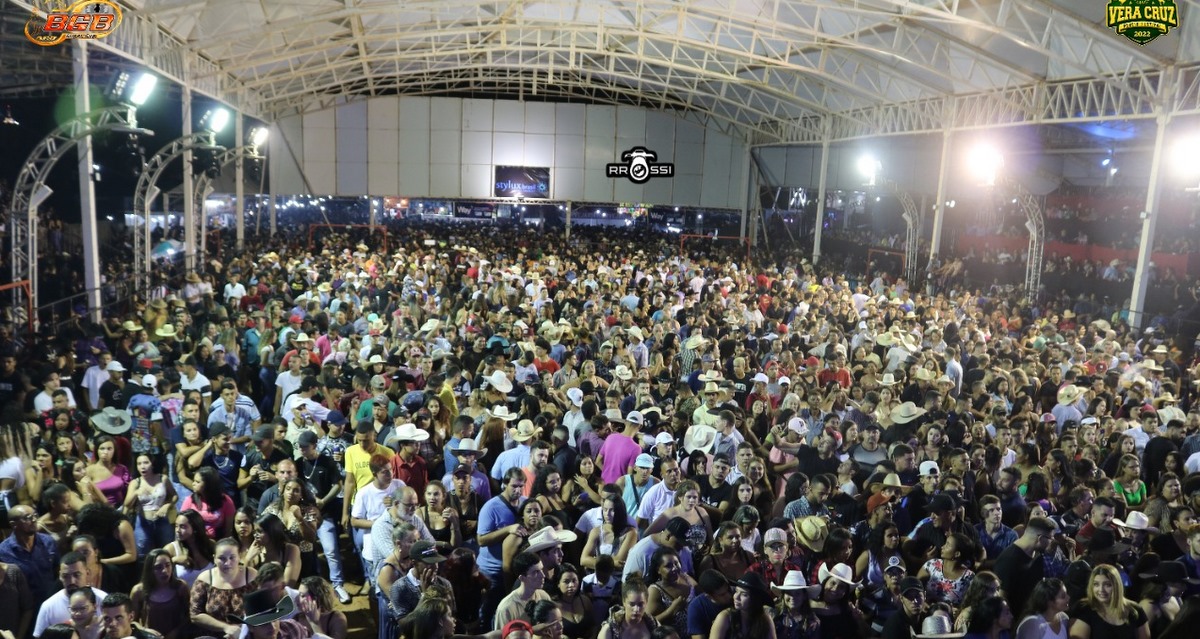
left=684, top=334, right=708, bottom=350
left=122, top=320, right=143, bottom=333
left=914, top=368, right=937, bottom=382
left=155, top=324, right=177, bottom=339
left=878, top=373, right=898, bottom=387
left=419, top=319, right=440, bottom=333
left=890, top=402, right=927, bottom=424
left=683, top=424, right=719, bottom=455
left=702, top=381, right=720, bottom=395
left=876, top=332, right=897, bottom=347
left=793, top=516, right=830, bottom=552
left=1113, top=511, right=1159, bottom=533
left=934, top=374, right=954, bottom=387
left=770, top=570, right=821, bottom=597
left=1153, top=392, right=1178, bottom=406
left=613, top=365, right=634, bottom=381
left=186, top=272, right=201, bottom=283
left=1091, top=319, right=1112, bottom=332
left=510, top=419, right=542, bottom=442
left=525, top=526, right=579, bottom=554
left=868, top=473, right=914, bottom=495
left=1057, top=385, right=1083, bottom=405
left=391, top=423, right=431, bottom=443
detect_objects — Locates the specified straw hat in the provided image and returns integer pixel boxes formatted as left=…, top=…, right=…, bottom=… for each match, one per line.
left=525, top=526, right=579, bottom=554
left=510, top=419, right=542, bottom=442
left=154, top=324, right=177, bottom=338
left=613, top=365, right=634, bottom=381
left=868, top=473, right=914, bottom=495
left=90, top=406, right=132, bottom=435
left=917, top=614, right=965, bottom=639
left=914, top=368, right=936, bottom=382
left=1057, top=385, right=1083, bottom=405
left=684, top=334, right=708, bottom=350
left=122, top=320, right=143, bottom=333
left=878, top=373, right=898, bottom=387
left=419, top=319, right=440, bottom=333
left=793, top=516, right=829, bottom=552
left=186, top=272, right=201, bottom=283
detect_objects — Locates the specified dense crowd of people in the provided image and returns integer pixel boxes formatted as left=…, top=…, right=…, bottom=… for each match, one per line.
left=0, top=219, right=1197, bottom=639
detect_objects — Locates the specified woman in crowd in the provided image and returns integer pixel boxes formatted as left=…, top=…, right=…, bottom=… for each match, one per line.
left=856, top=518, right=903, bottom=588
left=699, top=522, right=754, bottom=576
left=956, top=571, right=1002, bottom=632
left=646, top=480, right=711, bottom=553
left=711, top=573, right=777, bottom=639
left=75, top=503, right=137, bottom=590
left=298, top=575, right=349, bottom=639
left=646, top=547, right=694, bottom=631
left=771, top=571, right=821, bottom=639
left=189, top=537, right=259, bottom=639
left=1068, top=565, right=1149, bottom=639
left=130, top=548, right=190, bottom=639
left=66, top=588, right=102, bottom=639
left=503, top=499, right=545, bottom=575
left=1015, top=578, right=1071, bottom=639
left=164, top=509, right=215, bottom=587
left=965, top=596, right=1015, bottom=639
left=599, top=578, right=657, bottom=639
left=419, top=481, right=461, bottom=552
left=181, top=466, right=235, bottom=539
left=244, top=513, right=301, bottom=587
left=124, top=452, right=177, bottom=557
left=552, top=563, right=594, bottom=639
left=1113, top=455, right=1148, bottom=512
left=84, top=436, right=129, bottom=508
left=581, top=494, right=637, bottom=571
left=260, top=478, right=319, bottom=577
left=919, top=532, right=977, bottom=605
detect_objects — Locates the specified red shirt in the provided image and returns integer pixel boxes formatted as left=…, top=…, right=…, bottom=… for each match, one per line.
left=391, top=453, right=428, bottom=503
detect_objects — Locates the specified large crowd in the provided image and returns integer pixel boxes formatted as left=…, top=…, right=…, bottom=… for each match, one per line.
left=0, top=219, right=1197, bottom=639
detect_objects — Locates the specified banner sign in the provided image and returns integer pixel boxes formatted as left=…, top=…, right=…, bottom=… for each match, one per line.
left=494, top=166, right=550, bottom=198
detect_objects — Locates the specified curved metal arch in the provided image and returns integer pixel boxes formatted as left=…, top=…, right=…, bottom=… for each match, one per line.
left=191, top=144, right=265, bottom=264
left=132, top=132, right=219, bottom=290
left=8, top=105, right=142, bottom=310
left=997, top=177, right=1046, bottom=300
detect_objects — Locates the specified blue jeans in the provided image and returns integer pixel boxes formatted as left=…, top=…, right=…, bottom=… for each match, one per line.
left=134, top=513, right=174, bottom=558
left=317, top=518, right=344, bottom=587
left=352, top=527, right=375, bottom=584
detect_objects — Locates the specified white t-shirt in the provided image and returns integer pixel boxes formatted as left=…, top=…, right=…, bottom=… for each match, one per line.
left=34, top=587, right=107, bottom=637
left=33, top=387, right=77, bottom=413
left=275, top=371, right=303, bottom=404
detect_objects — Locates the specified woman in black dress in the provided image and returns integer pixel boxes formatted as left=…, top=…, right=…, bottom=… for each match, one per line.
left=419, top=482, right=461, bottom=552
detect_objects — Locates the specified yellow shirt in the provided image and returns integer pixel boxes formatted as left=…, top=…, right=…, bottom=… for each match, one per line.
left=345, top=443, right=394, bottom=499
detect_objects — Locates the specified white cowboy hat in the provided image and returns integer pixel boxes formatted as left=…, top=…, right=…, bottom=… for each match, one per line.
left=684, top=334, right=708, bottom=350
left=613, top=365, right=634, bottom=381
left=525, top=526, right=578, bottom=554
left=817, top=562, right=860, bottom=588
left=419, top=319, right=440, bottom=333
left=486, top=370, right=513, bottom=394
left=914, top=368, right=936, bottom=382
left=890, top=402, right=927, bottom=424
left=917, top=614, right=966, bottom=639
left=490, top=406, right=519, bottom=421
left=367, top=354, right=386, bottom=365
left=450, top=438, right=487, bottom=457
left=392, top=423, right=431, bottom=443
left=878, top=373, right=898, bottom=386
left=683, top=424, right=719, bottom=454
left=626, top=327, right=644, bottom=341
left=1113, top=511, right=1159, bottom=533
left=770, top=570, right=821, bottom=597
left=90, top=406, right=132, bottom=435
left=510, top=419, right=542, bottom=442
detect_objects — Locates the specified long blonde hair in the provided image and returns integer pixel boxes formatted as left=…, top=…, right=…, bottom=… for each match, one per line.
left=1085, top=564, right=1136, bottom=620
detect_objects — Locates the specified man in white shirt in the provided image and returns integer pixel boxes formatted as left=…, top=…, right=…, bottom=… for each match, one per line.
left=80, top=351, right=113, bottom=412
left=34, top=552, right=107, bottom=638
left=33, top=370, right=77, bottom=414
left=223, top=272, right=247, bottom=307
left=178, top=355, right=213, bottom=404
left=635, top=457, right=683, bottom=530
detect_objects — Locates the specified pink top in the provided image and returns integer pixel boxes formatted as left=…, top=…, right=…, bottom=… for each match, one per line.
left=598, top=433, right=643, bottom=484
left=181, top=494, right=236, bottom=539
left=93, top=465, right=131, bottom=507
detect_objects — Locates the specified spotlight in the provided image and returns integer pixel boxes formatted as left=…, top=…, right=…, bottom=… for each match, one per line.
left=857, top=155, right=881, bottom=183
left=248, top=126, right=269, bottom=147
left=108, top=72, right=157, bottom=106
left=193, top=147, right=222, bottom=179
left=1169, top=134, right=1200, bottom=178
left=31, top=185, right=53, bottom=208
left=130, top=73, right=157, bottom=106
left=1101, top=157, right=1111, bottom=167
left=200, top=108, right=230, bottom=134
left=967, top=144, right=1003, bottom=185
left=1, top=105, right=17, bottom=126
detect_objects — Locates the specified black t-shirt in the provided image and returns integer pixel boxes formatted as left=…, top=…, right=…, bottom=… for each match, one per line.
left=202, top=448, right=245, bottom=506
left=880, top=609, right=919, bottom=639
left=795, top=446, right=840, bottom=478
left=99, top=380, right=129, bottom=409
left=992, top=544, right=1043, bottom=616
left=243, top=446, right=290, bottom=508
left=298, top=453, right=343, bottom=516
left=1069, top=604, right=1148, bottom=639
left=700, top=476, right=732, bottom=509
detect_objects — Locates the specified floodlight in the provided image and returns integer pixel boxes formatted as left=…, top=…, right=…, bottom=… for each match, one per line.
left=248, top=126, right=269, bottom=147
left=1101, top=157, right=1111, bottom=167
left=201, top=108, right=231, bottom=134
left=857, top=155, right=880, bottom=180
left=31, top=185, right=53, bottom=208
left=1170, top=134, right=1200, bottom=177
left=2, top=105, right=17, bottom=126
left=967, top=144, right=1003, bottom=186
left=128, top=73, right=157, bottom=106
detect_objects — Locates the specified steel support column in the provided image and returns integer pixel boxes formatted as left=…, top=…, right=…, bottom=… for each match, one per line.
left=929, top=132, right=952, bottom=261
left=1129, top=114, right=1170, bottom=329
left=72, top=41, right=103, bottom=322
left=182, top=75, right=197, bottom=272
left=565, top=201, right=572, bottom=241
left=812, top=136, right=831, bottom=265
left=235, top=112, right=245, bottom=251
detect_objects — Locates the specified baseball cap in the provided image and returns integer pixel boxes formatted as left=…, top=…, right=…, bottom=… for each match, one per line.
left=884, top=556, right=907, bottom=575
left=325, top=410, right=347, bottom=425
left=297, top=431, right=319, bottom=447
left=252, top=426, right=275, bottom=442
left=654, top=432, right=675, bottom=446
left=919, top=461, right=940, bottom=477
left=209, top=422, right=230, bottom=438
left=764, top=528, right=788, bottom=546
left=899, top=576, right=924, bottom=595
left=502, top=620, right=534, bottom=639
left=105, top=361, right=126, bottom=372
left=927, top=493, right=958, bottom=513
left=635, top=454, right=655, bottom=469
left=409, top=541, right=447, bottom=565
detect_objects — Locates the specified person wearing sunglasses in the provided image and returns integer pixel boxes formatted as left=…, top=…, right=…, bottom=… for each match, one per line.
left=881, top=576, right=927, bottom=639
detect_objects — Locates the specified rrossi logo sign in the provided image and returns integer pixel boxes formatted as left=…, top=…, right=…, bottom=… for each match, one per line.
left=607, top=147, right=675, bottom=185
